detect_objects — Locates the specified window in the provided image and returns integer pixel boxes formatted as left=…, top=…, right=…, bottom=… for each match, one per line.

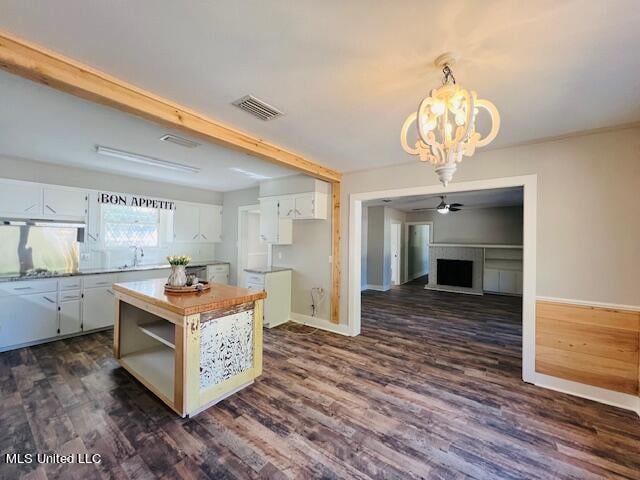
left=102, top=204, right=159, bottom=247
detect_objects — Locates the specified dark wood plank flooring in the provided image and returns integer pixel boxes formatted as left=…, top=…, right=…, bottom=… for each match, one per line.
left=1, top=284, right=639, bottom=479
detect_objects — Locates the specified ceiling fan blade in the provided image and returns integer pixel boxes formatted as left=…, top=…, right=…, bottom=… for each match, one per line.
left=448, top=207, right=461, bottom=212
left=449, top=203, right=464, bottom=208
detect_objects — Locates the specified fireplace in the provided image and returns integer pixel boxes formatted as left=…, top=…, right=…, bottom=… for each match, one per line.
left=437, top=259, right=473, bottom=288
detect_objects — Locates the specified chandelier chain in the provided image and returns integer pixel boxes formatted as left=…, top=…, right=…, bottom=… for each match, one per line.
left=442, top=65, right=456, bottom=85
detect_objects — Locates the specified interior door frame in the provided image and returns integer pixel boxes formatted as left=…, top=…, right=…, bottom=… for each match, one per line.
left=348, top=174, right=537, bottom=383
left=237, top=204, right=269, bottom=287
left=404, top=221, right=433, bottom=283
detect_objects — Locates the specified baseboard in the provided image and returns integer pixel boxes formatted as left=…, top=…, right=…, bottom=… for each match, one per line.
left=536, top=296, right=640, bottom=312
left=364, top=284, right=389, bottom=292
left=534, top=373, right=640, bottom=417
left=290, top=313, right=354, bottom=336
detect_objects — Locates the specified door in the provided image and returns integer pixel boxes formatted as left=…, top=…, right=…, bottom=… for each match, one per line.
left=173, top=202, right=200, bottom=242
left=390, top=222, right=401, bottom=285
left=0, top=293, right=58, bottom=349
left=59, top=300, right=82, bottom=335
left=82, top=287, right=115, bottom=330
left=259, top=198, right=279, bottom=243
left=0, top=181, right=41, bottom=217
left=43, top=187, right=88, bottom=218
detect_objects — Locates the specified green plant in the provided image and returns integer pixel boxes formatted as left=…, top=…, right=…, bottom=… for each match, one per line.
left=167, top=255, right=191, bottom=266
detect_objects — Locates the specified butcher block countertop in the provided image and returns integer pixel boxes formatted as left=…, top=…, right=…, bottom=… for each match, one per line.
left=113, top=278, right=266, bottom=316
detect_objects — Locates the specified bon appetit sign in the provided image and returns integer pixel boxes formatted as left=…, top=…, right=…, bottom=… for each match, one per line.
left=98, top=193, right=176, bottom=210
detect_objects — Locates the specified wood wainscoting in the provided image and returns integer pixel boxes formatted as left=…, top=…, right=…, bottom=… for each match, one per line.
left=536, top=300, right=640, bottom=395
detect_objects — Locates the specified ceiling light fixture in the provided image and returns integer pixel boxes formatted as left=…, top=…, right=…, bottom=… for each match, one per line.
left=400, top=53, right=500, bottom=186
left=96, top=146, right=200, bottom=174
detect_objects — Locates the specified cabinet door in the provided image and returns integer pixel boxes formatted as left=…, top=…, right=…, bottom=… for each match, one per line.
left=173, top=202, right=200, bottom=243
left=43, top=187, right=88, bottom=219
left=0, top=182, right=42, bottom=218
left=0, top=293, right=58, bottom=349
left=82, top=287, right=115, bottom=330
left=278, top=196, right=295, bottom=219
left=483, top=268, right=500, bottom=292
left=59, top=300, right=82, bottom=335
left=514, top=271, right=523, bottom=295
left=209, top=272, right=229, bottom=285
left=499, top=270, right=519, bottom=294
left=259, top=198, right=279, bottom=243
left=294, top=194, right=315, bottom=219
left=199, top=205, right=222, bottom=243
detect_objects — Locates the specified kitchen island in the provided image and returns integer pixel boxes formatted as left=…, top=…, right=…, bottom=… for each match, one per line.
left=112, top=278, right=266, bottom=417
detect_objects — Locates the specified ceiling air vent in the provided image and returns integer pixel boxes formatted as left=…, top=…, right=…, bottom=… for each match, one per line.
left=232, top=94, right=283, bottom=121
left=159, top=134, right=200, bottom=148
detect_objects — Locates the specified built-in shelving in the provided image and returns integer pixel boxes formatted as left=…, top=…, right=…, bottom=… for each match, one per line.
left=139, top=321, right=175, bottom=349
left=120, top=346, right=174, bottom=404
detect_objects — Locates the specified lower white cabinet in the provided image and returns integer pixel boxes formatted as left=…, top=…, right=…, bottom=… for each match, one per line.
left=207, top=264, right=229, bottom=285
left=484, top=268, right=523, bottom=295
left=82, top=286, right=116, bottom=331
left=0, top=292, right=58, bottom=349
left=243, top=270, right=291, bottom=328
left=59, top=299, right=82, bottom=335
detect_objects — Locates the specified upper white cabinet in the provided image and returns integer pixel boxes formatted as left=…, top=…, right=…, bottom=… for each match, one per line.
left=199, top=205, right=222, bottom=243
left=0, top=180, right=87, bottom=220
left=173, top=202, right=222, bottom=243
left=174, top=202, right=200, bottom=242
left=0, top=181, right=42, bottom=218
left=43, top=187, right=88, bottom=219
left=277, top=192, right=327, bottom=220
left=260, top=197, right=292, bottom=245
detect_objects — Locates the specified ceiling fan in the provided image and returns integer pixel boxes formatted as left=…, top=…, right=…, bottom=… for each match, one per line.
left=412, top=195, right=464, bottom=215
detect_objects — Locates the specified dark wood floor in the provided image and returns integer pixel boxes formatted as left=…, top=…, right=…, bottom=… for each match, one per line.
left=2, top=283, right=639, bottom=479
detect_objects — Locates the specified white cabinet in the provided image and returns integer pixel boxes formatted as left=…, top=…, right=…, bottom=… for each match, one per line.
left=207, top=264, right=229, bottom=285
left=0, top=181, right=42, bottom=218
left=0, top=292, right=58, bottom=349
left=59, top=298, right=82, bottom=335
left=243, top=270, right=291, bottom=328
left=484, top=268, right=523, bottom=295
left=259, top=198, right=292, bottom=245
left=276, top=193, right=327, bottom=220
left=173, top=202, right=201, bottom=242
left=199, top=205, right=222, bottom=243
left=82, top=286, right=115, bottom=331
left=43, top=187, right=88, bottom=219
left=173, top=202, right=222, bottom=243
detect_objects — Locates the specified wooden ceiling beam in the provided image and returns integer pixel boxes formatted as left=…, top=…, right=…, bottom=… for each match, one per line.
left=0, top=30, right=341, bottom=183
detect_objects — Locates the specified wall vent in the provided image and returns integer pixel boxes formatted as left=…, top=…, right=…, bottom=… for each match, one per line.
left=232, top=94, right=283, bottom=121
left=159, top=134, right=200, bottom=148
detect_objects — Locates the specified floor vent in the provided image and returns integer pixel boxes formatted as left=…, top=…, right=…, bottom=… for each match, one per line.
left=232, top=95, right=283, bottom=121
left=159, top=134, right=200, bottom=148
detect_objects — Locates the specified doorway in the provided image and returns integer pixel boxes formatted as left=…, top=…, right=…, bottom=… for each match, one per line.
left=406, top=222, right=432, bottom=284
left=237, top=205, right=269, bottom=287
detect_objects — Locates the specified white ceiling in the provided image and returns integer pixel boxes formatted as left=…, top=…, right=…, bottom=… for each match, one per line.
left=0, top=71, right=295, bottom=191
left=1, top=1, right=639, bottom=180
left=365, top=187, right=523, bottom=212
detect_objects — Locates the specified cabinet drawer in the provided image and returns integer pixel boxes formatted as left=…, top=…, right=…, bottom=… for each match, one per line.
left=0, top=279, right=58, bottom=297
left=83, top=274, right=118, bottom=289
left=59, top=277, right=82, bottom=290
left=59, top=290, right=81, bottom=302
left=207, top=264, right=229, bottom=273
left=246, top=282, right=265, bottom=291
left=245, top=273, right=265, bottom=285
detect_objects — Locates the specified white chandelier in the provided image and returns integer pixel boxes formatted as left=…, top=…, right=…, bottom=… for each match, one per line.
left=400, top=54, right=500, bottom=186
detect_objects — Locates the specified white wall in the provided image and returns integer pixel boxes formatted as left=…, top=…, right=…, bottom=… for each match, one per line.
left=0, top=155, right=223, bottom=204
left=340, top=127, right=640, bottom=324
left=364, top=206, right=407, bottom=290
left=407, top=224, right=430, bottom=281
left=406, top=206, right=523, bottom=245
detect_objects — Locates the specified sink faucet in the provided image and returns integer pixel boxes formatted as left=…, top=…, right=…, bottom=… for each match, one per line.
left=130, top=246, right=144, bottom=267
